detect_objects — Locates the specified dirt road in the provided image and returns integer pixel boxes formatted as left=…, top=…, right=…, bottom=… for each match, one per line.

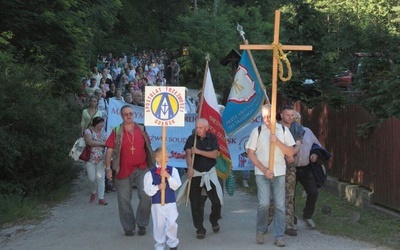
left=0, top=172, right=391, bottom=250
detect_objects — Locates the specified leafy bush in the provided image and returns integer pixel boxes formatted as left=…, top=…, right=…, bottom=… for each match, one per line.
left=0, top=52, right=81, bottom=199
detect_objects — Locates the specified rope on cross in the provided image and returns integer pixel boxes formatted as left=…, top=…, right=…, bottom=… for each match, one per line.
left=240, top=10, right=313, bottom=171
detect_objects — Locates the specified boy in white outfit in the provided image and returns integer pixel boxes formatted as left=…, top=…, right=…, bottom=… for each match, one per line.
left=144, top=147, right=181, bottom=250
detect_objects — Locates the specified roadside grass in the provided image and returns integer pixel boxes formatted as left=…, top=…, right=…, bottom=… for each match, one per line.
left=234, top=172, right=400, bottom=250
left=0, top=183, right=72, bottom=229
left=296, top=186, right=400, bottom=250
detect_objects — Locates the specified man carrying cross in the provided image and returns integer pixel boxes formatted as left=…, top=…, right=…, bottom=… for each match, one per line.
left=246, top=104, right=297, bottom=247
left=105, top=105, right=154, bottom=237
left=240, top=9, right=313, bottom=248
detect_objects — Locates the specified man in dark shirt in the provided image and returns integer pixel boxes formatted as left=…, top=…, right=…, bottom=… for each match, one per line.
left=183, top=118, right=223, bottom=240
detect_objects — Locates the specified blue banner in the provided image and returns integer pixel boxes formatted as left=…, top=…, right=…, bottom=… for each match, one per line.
left=222, top=50, right=265, bottom=135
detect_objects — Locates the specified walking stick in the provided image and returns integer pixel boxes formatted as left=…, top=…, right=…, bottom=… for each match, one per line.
left=185, top=135, right=197, bottom=207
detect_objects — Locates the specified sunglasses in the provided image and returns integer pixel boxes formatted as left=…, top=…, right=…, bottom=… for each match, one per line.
left=122, top=112, right=133, bottom=117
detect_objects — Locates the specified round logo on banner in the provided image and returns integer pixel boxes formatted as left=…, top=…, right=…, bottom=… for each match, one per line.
left=151, top=93, right=179, bottom=120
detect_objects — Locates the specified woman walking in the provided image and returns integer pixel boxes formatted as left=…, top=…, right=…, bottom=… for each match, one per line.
left=84, top=117, right=108, bottom=205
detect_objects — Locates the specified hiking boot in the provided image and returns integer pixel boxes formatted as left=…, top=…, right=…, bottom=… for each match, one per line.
left=304, top=218, right=316, bottom=229
left=138, top=226, right=146, bottom=236
left=284, top=228, right=297, bottom=236
left=274, top=238, right=286, bottom=247
left=256, top=231, right=264, bottom=244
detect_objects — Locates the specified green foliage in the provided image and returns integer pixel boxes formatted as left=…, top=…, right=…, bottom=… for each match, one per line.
left=0, top=51, right=81, bottom=199
left=163, top=4, right=273, bottom=91
left=163, top=7, right=238, bottom=90
left=0, top=194, right=44, bottom=227
left=0, top=0, right=122, bottom=95
left=0, top=0, right=399, bottom=220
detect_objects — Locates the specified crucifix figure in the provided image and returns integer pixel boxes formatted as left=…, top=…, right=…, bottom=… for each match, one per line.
left=240, top=10, right=313, bottom=171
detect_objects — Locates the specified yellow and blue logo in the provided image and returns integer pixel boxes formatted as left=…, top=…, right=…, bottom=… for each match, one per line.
left=151, top=93, right=179, bottom=120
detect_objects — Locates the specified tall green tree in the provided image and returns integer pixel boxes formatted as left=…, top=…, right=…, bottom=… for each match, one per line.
left=0, top=0, right=121, bottom=95
left=163, top=4, right=271, bottom=91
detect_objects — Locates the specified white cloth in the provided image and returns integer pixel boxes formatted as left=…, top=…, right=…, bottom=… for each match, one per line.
left=196, top=167, right=223, bottom=204
left=176, top=167, right=224, bottom=206
left=245, top=124, right=295, bottom=176
left=69, top=138, right=86, bottom=161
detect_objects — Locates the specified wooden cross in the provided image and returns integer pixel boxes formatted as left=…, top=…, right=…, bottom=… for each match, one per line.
left=240, top=10, right=313, bottom=172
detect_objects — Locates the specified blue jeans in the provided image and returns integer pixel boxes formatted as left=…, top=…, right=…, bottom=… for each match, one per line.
left=255, top=174, right=285, bottom=239
left=242, top=170, right=250, bottom=180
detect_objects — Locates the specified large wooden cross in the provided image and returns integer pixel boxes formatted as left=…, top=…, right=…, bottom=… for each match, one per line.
left=240, top=10, right=313, bottom=171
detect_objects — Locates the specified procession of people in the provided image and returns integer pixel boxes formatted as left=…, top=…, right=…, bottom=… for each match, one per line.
left=77, top=49, right=329, bottom=250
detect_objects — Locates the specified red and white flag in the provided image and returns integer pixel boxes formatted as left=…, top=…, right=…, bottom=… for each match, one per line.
left=199, top=66, right=232, bottom=180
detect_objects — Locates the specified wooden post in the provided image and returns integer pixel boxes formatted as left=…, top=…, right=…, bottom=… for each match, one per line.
left=240, top=10, right=312, bottom=171
left=161, top=125, right=166, bottom=205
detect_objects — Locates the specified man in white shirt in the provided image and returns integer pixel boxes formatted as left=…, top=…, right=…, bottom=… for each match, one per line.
left=246, top=104, right=298, bottom=247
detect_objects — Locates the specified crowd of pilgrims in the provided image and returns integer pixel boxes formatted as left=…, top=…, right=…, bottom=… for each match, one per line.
left=79, top=49, right=189, bottom=133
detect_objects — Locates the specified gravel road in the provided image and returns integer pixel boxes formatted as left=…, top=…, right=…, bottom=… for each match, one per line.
left=0, top=171, right=392, bottom=250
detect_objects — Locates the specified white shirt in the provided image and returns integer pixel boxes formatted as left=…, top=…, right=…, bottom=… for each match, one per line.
left=245, top=124, right=295, bottom=176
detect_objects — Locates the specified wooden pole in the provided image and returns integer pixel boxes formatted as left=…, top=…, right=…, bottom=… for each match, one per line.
left=185, top=135, right=197, bottom=207
left=186, top=55, right=210, bottom=206
left=239, top=10, right=313, bottom=172
left=267, top=10, right=281, bottom=172
left=161, top=125, right=166, bottom=205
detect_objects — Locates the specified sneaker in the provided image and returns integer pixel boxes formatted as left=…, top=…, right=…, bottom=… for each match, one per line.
left=242, top=180, right=249, bottom=188
left=284, top=228, right=297, bottom=236
left=196, top=232, right=205, bottom=239
left=98, top=199, right=108, bottom=205
left=256, top=231, right=264, bottom=244
left=196, top=229, right=206, bottom=239
left=293, top=224, right=298, bottom=231
left=212, top=224, right=220, bottom=233
left=304, top=218, right=316, bottom=229
left=124, top=230, right=134, bottom=236
left=274, top=238, right=286, bottom=247
left=89, top=193, right=96, bottom=203
left=138, top=226, right=146, bottom=236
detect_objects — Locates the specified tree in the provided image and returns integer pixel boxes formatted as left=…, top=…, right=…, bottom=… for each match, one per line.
left=0, top=0, right=121, bottom=95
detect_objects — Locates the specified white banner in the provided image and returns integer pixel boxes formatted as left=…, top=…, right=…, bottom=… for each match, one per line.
left=106, top=98, right=261, bottom=170
left=144, top=86, right=186, bottom=127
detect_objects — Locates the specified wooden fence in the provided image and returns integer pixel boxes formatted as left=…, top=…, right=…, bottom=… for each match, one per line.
left=279, top=98, right=400, bottom=212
